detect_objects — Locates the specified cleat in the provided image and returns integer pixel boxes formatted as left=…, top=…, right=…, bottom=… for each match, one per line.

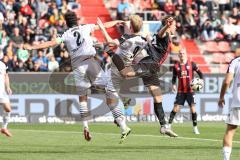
left=83, top=127, right=92, bottom=141
left=160, top=126, right=178, bottom=137
left=119, top=127, right=131, bottom=144
left=193, top=126, right=200, bottom=135
left=1, top=128, right=12, bottom=137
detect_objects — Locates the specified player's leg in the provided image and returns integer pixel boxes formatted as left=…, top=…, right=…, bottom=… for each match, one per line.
left=168, top=104, right=180, bottom=128
left=168, top=93, right=185, bottom=129
left=0, top=102, right=12, bottom=137
left=147, top=84, right=178, bottom=137
left=187, top=93, right=200, bottom=134
left=222, top=124, right=237, bottom=160
left=222, top=107, right=240, bottom=160
left=79, top=95, right=92, bottom=141
left=105, top=69, right=131, bottom=143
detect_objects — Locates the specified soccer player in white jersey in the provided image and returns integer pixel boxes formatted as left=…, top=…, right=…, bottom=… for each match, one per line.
left=24, top=11, right=131, bottom=143
left=0, top=60, right=12, bottom=137
left=218, top=56, right=240, bottom=160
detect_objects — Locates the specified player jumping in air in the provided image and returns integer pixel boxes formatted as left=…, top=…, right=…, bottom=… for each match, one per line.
left=24, top=11, right=131, bottom=143
left=168, top=48, right=203, bottom=134
left=0, top=60, right=12, bottom=137
left=98, top=16, right=178, bottom=137
left=218, top=56, right=240, bottom=160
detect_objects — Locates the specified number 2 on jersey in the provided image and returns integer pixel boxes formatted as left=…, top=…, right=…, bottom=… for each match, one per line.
left=73, top=31, right=82, bottom=46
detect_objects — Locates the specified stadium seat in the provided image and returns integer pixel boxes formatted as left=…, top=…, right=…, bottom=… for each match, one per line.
left=218, top=41, right=231, bottom=53
left=204, top=41, right=219, bottom=53
left=212, top=53, right=225, bottom=64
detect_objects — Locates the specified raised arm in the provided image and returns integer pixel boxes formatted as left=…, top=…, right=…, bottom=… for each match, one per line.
left=94, top=19, right=124, bottom=31
left=97, top=17, right=120, bottom=46
left=24, top=40, right=59, bottom=50
left=158, top=17, right=174, bottom=38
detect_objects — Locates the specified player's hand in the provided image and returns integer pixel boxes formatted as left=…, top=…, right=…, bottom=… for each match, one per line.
left=218, top=98, right=225, bottom=108
left=23, top=44, right=33, bottom=50
left=166, top=17, right=174, bottom=27
left=6, top=87, right=12, bottom=95
left=172, top=84, right=177, bottom=93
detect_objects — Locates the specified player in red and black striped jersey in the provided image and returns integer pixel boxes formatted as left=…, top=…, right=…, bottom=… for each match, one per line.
left=168, top=48, right=203, bottom=134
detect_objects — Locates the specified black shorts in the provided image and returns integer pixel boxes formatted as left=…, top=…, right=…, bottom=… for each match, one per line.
left=174, top=93, right=196, bottom=106
left=132, top=57, right=161, bottom=86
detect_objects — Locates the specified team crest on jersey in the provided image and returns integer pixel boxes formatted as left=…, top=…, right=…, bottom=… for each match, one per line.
left=186, top=66, right=190, bottom=69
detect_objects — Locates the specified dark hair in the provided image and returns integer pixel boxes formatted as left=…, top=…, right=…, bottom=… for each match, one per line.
left=162, top=15, right=175, bottom=26
left=64, top=11, right=78, bottom=28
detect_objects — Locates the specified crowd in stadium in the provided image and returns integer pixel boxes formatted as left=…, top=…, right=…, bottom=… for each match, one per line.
left=0, top=0, right=239, bottom=72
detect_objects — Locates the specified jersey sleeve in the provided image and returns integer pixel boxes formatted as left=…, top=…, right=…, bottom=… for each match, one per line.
left=83, top=24, right=96, bottom=34
left=227, top=59, right=238, bottom=74
left=192, top=62, right=203, bottom=79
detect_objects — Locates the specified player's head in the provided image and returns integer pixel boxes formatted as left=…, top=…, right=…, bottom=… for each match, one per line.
left=129, top=15, right=143, bottom=33
left=178, top=48, right=187, bottom=62
left=162, top=15, right=176, bottom=34
left=64, top=11, right=78, bottom=28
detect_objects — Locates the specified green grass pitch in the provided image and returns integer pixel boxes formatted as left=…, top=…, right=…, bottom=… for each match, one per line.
left=0, top=122, right=239, bottom=160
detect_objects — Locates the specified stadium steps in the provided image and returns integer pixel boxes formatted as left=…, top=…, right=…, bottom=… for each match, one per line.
left=77, top=0, right=120, bottom=42
left=182, top=39, right=211, bottom=73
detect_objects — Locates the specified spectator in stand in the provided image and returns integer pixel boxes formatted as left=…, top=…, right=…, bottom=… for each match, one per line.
left=32, top=49, right=48, bottom=72
left=11, top=27, right=24, bottom=46
left=37, top=0, right=49, bottom=18
left=48, top=55, right=59, bottom=72
left=232, top=0, right=240, bottom=8
left=229, top=7, right=240, bottom=25
left=156, top=0, right=166, bottom=11
left=223, top=17, right=239, bottom=41
left=184, top=7, right=198, bottom=39
left=0, top=30, right=10, bottom=51
left=59, top=50, right=71, bottom=72
left=20, top=0, right=33, bottom=17
left=164, top=0, right=175, bottom=15
left=174, top=8, right=184, bottom=37
left=49, top=8, right=64, bottom=26
left=219, top=0, right=229, bottom=16
left=117, top=0, right=130, bottom=20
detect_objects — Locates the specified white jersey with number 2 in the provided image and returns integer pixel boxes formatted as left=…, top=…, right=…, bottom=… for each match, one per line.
left=57, top=24, right=96, bottom=68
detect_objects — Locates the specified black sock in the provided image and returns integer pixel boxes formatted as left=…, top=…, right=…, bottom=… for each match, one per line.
left=154, top=102, right=166, bottom=126
left=112, top=54, right=125, bottom=71
left=192, top=112, right=197, bottom=126
left=168, top=111, right=176, bottom=124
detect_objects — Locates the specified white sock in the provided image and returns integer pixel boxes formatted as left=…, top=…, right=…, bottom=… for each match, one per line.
left=83, top=120, right=89, bottom=129
left=2, top=112, right=10, bottom=129
left=116, top=116, right=127, bottom=133
left=223, top=146, right=232, bottom=160
left=79, top=101, right=89, bottom=129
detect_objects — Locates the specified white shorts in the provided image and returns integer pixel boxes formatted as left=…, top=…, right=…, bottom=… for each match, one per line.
left=73, top=57, right=107, bottom=95
left=0, top=91, right=10, bottom=104
left=226, top=108, right=240, bottom=126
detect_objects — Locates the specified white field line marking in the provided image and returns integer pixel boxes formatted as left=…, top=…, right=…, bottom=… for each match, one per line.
left=11, top=129, right=240, bottom=144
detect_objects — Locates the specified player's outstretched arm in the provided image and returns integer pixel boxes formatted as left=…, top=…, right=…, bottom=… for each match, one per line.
left=97, top=17, right=120, bottom=46
left=158, top=17, right=174, bottom=38
left=94, top=19, right=124, bottom=31
left=218, top=73, right=233, bottom=107
left=23, top=40, right=59, bottom=50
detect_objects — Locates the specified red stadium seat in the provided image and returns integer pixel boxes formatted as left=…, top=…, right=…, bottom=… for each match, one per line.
left=218, top=41, right=231, bottom=53
left=204, top=41, right=219, bottom=53
left=212, top=53, right=224, bottom=64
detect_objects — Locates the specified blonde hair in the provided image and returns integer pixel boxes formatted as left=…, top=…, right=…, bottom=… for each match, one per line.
left=129, top=15, right=143, bottom=33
